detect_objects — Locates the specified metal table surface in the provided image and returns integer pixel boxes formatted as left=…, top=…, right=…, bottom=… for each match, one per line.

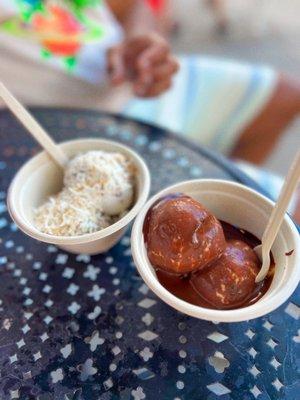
left=0, top=108, right=299, bottom=400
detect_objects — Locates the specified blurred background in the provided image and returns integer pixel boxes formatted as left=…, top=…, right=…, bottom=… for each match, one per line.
left=167, top=0, right=300, bottom=176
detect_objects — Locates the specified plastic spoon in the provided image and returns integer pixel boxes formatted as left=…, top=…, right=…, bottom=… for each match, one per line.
left=0, top=82, right=68, bottom=169
left=255, top=150, right=300, bottom=282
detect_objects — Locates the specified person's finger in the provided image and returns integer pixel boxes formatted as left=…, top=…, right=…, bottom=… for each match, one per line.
left=151, top=57, right=179, bottom=81
left=137, top=40, right=170, bottom=72
left=134, top=78, right=172, bottom=98
left=107, top=46, right=126, bottom=85
left=133, top=56, right=179, bottom=91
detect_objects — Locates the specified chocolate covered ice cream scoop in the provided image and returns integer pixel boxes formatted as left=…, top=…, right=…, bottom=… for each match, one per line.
left=144, top=194, right=226, bottom=274
left=191, top=240, right=261, bottom=309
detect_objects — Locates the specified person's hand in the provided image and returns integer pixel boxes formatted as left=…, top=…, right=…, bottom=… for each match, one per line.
left=107, top=33, right=179, bottom=97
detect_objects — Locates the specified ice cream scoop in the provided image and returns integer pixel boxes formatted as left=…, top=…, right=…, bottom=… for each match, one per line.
left=144, top=194, right=226, bottom=274
left=191, top=240, right=261, bottom=309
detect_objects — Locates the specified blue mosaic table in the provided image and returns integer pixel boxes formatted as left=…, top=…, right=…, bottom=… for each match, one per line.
left=0, top=108, right=299, bottom=400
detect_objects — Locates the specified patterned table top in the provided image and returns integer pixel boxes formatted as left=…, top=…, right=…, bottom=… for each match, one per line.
left=0, top=108, right=299, bottom=400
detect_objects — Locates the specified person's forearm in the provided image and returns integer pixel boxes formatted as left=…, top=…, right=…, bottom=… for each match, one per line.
left=107, top=0, right=160, bottom=37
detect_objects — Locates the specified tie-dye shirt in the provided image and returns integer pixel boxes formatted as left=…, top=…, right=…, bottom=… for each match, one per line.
left=0, top=0, right=123, bottom=83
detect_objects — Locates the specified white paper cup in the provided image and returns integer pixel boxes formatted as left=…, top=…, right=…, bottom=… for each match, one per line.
left=131, top=179, right=300, bottom=322
left=7, top=138, right=150, bottom=255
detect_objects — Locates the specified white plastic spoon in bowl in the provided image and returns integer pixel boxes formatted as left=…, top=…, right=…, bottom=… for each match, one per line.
left=0, top=82, right=68, bottom=169
left=255, top=150, right=300, bottom=283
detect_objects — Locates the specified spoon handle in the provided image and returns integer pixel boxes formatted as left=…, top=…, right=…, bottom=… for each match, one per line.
left=0, top=82, right=68, bottom=169
left=262, top=150, right=300, bottom=253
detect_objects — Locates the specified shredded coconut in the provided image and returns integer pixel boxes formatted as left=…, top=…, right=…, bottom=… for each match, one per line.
left=34, top=151, right=135, bottom=236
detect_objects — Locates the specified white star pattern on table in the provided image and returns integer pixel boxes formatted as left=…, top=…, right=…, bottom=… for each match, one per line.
left=44, top=299, right=53, bottom=308
left=121, top=236, right=130, bottom=246
left=0, top=202, right=7, bottom=213
left=178, top=335, right=187, bottom=344
left=9, top=354, right=18, bottom=364
left=68, top=302, right=81, bottom=315
left=43, top=315, right=53, bottom=325
left=207, top=382, right=231, bottom=395
left=55, top=254, right=68, bottom=264
left=179, top=350, right=187, bottom=359
left=42, top=285, right=52, bottom=294
left=32, top=261, right=42, bottom=270
left=0, top=219, right=8, bottom=230
left=66, top=283, right=79, bottom=296
left=109, top=363, right=117, bottom=372
left=178, top=365, right=186, bottom=375
left=123, top=248, right=132, bottom=257
left=40, top=332, right=49, bottom=342
left=138, top=298, right=156, bottom=309
left=10, top=222, right=18, bottom=231
left=293, top=330, right=300, bottom=343
left=62, top=267, right=75, bottom=279
left=109, top=266, right=118, bottom=275
left=85, top=331, right=105, bottom=352
left=16, top=339, right=25, bottom=349
left=103, top=378, right=113, bottom=390
left=13, top=269, right=21, bottom=277
left=47, top=245, right=57, bottom=253
left=3, top=318, right=12, bottom=330
left=76, top=254, right=91, bottom=263
left=250, top=385, right=262, bottom=398
left=272, top=378, right=283, bottom=391
left=263, top=320, right=274, bottom=331
left=21, top=324, right=30, bottom=334
left=33, top=351, right=42, bottom=361
left=138, top=284, right=149, bottom=295
left=207, top=332, right=228, bottom=343
left=51, top=368, right=64, bottom=383
left=139, top=347, right=153, bottom=362
left=249, top=365, right=260, bottom=377
left=88, top=285, right=105, bottom=301
left=131, top=386, right=146, bottom=400
left=208, top=352, right=230, bottom=373
left=23, top=298, right=33, bottom=306
left=245, top=329, right=255, bottom=339
left=19, top=277, right=27, bottom=285
left=16, top=246, right=24, bottom=253
left=115, top=316, right=124, bottom=325
left=248, top=347, right=258, bottom=358
left=79, top=359, right=97, bottom=381
left=22, top=287, right=31, bottom=296
left=60, top=344, right=72, bottom=359
left=24, top=312, right=33, bottom=320
left=141, top=313, right=154, bottom=326
left=267, top=338, right=278, bottom=349
left=111, top=346, right=121, bottom=356
left=138, top=330, right=158, bottom=341
left=285, top=302, right=300, bottom=319
left=5, top=240, right=14, bottom=249
left=105, top=256, right=114, bottom=264
left=269, top=357, right=281, bottom=370
left=10, top=389, right=19, bottom=399
left=39, top=272, right=48, bottom=281
left=23, top=371, right=32, bottom=380
left=87, top=306, right=101, bottom=320
left=133, top=367, right=155, bottom=380
left=83, top=265, right=100, bottom=281
left=176, top=380, right=185, bottom=390
left=7, top=262, right=15, bottom=270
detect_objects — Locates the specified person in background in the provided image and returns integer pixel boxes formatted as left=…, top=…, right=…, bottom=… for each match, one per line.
left=0, top=0, right=299, bottom=220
